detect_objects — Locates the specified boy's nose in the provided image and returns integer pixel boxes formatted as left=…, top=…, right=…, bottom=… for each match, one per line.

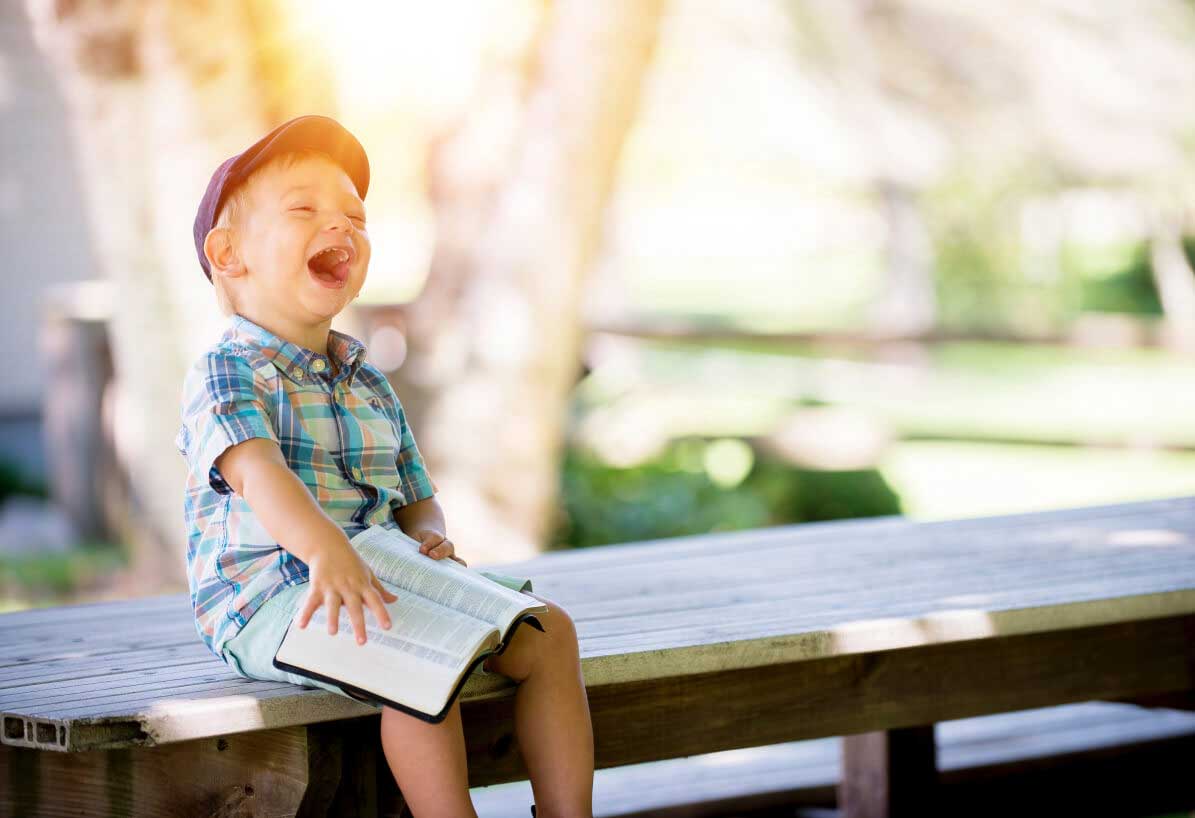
left=325, top=214, right=354, bottom=233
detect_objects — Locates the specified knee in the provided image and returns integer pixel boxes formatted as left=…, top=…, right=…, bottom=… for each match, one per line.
left=533, top=595, right=580, bottom=661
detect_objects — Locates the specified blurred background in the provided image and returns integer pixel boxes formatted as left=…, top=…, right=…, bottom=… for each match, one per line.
left=3, top=0, right=1195, bottom=613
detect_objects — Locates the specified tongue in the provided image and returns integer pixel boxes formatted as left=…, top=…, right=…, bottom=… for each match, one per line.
left=307, top=254, right=349, bottom=286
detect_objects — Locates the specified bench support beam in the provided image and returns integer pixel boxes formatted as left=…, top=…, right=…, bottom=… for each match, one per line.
left=839, top=725, right=938, bottom=818
left=0, top=718, right=390, bottom=818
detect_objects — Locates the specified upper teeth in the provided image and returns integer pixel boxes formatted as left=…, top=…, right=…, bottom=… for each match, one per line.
left=316, top=247, right=349, bottom=262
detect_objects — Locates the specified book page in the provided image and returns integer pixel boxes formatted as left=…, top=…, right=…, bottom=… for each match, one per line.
left=275, top=587, right=497, bottom=716
left=351, top=524, right=545, bottom=635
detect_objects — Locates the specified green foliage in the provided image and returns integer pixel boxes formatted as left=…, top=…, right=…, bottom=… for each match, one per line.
left=925, top=164, right=1053, bottom=334
left=0, top=458, right=47, bottom=505
left=550, top=438, right=902, bottom=549
left=1064, top=238, right=1195, bottom=316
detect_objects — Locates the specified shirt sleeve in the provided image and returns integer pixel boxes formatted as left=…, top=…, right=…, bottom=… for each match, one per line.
left=392, top=396, right=438, bottom=504
left=178, top=351, right=279, bottom=495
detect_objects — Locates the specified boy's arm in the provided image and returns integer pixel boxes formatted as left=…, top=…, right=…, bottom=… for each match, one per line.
left=216, top=437, right=348, bottom=564
left=393, top=495, right=444, bottom=538
left=215, top=437, right=397, bottom=643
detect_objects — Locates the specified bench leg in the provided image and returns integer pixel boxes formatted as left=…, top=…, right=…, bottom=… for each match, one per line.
left=838, top=724, right=938, bottom=818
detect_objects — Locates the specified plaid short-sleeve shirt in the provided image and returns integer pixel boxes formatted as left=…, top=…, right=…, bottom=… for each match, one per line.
left=175, top=313, right=437, bottom=660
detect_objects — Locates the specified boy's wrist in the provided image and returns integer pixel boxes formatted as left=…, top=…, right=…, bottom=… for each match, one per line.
left=283, top=518, right=352, bottom=564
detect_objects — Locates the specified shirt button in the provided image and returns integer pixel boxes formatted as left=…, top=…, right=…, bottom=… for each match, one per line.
left=311, top=358, right=326, bottom=373
left=351, top=466, right=363, bottom=480
left=291, top=367, right=304, bottom=381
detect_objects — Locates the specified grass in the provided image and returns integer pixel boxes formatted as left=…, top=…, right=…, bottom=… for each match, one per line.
left=0, top=540, right=128, bottom=608
left=879, top=439, right=1195, bottom=521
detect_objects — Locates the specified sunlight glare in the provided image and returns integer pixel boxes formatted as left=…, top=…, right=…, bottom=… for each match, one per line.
left=288, top=0, right=532, bottom=118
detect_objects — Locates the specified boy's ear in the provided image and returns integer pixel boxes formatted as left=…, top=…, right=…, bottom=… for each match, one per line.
left=203, top=227, right=245, bottom=279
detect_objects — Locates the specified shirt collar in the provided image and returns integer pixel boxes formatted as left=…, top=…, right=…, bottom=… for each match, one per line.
left=226, top=313, right=367, bottom=386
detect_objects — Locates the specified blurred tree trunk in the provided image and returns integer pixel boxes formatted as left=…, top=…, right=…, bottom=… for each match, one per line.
left=1147, top=209, right=1195, bottom=352
left=796, top=1, right=940, bottom=339
left=868, top=180, right=937, bottom=337
left=25, top=0, right=336, bottom=589
left=386, top=0, right=667, bottom=561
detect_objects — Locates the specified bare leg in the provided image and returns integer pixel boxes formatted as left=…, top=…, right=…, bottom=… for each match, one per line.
left=380, top=699, right=478, bottom=818
left=484, top=594, right=594, bottom=818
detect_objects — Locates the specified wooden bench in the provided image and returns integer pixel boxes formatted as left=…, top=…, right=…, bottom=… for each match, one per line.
left=2, top=494, right=1194, bottom=817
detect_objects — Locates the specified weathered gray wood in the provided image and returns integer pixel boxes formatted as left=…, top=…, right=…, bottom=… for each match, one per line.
left=1, top=496, right=1194, bottom=818
left=0, top=650, right=214, bottom=687
left=502, top=495, right=1194, bottom=577
left=2, top=495, right=1194, bottom=751
left=0, top=593, right=184, bottom=630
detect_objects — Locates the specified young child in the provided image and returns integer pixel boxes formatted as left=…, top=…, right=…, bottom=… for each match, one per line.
left=176, top=115, right=594, bottom=818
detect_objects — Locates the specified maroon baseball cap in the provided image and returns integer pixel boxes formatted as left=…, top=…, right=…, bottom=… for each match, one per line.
left=193, top=114, right=370, bottom=281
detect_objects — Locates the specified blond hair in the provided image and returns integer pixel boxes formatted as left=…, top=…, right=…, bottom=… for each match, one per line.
left=208, top=147, right=338, bottom=316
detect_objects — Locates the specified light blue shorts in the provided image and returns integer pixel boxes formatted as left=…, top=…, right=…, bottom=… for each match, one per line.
left=222, top=569, right=535, bottom=703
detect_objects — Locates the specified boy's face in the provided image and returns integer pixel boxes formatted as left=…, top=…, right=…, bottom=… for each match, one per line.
left=228, top=154, right=370, bottom=325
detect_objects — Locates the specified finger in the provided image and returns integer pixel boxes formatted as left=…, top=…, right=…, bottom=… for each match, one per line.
left=297, top=591, right=319, bottom=629
left=419, top=533, right=445, bottom=554
left=325, top=591, right=342, bottom=636
left=449, top=555, right=467, bottom=567
left=374, top=575, right=398, bottom=602
left=431, top=540, right=453, bottom=559
left=348, top=597, right=367, bottom=645
left=366, top=587, right=393, bottom=631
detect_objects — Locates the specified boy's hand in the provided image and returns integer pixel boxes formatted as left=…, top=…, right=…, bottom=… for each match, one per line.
left=297, top=541, right=399, bottom=645
left=414, top=530, right=467, bottom=567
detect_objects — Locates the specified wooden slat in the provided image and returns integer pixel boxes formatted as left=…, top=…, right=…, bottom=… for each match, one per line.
left=0, top=627, right=193, bottom=659
left=0, top=645, right=214, bottom=686
left=0, top=593, right=187, bottom=629
left=0, top=640, right=208, bottom=676
left=2, top=663, right=258, bottom=710
left=562, top=555, right=1195, bottom=641
left=489, top=494, right=1195, bottom=576
left=574, top=580, right=1195, bottom=657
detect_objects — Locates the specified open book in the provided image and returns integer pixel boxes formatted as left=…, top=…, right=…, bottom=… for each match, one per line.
left=273, top=523, right=547, bottom=723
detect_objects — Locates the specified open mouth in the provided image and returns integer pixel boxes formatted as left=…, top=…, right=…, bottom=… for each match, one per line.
left=306, top=245, right=354, bottom=289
